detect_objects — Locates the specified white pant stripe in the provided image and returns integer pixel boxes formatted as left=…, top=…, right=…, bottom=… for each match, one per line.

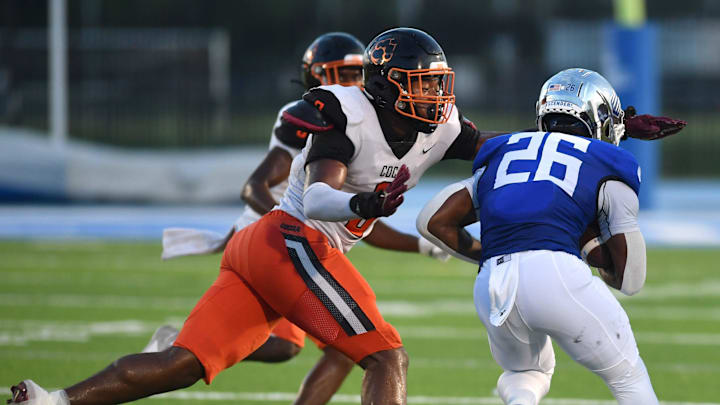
left=284, top=239, right=368, bottom=335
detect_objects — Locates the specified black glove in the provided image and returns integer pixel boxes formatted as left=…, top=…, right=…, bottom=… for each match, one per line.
left=350, top=164, right=410, bottom=219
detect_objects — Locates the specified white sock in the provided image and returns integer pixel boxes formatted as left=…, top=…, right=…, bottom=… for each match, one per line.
left=597, top=357, right=658, bottom=405
left=49, top=390, right=69, bottom=405
left=497, top=370, right=552, bottom=405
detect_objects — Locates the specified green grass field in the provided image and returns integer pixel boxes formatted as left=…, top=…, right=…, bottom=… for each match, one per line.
left=1, top=241, right=719, bottom=404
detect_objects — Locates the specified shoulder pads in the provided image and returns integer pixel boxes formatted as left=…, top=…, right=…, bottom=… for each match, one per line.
left=281, top=99, right=334, bottom=133
left=325, top=85, right=365, bottom=126
left=303, top=85, right=367, bottom=130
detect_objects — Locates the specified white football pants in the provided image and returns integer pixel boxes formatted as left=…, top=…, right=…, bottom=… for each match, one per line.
left=474, top=250, right=658, bottom=405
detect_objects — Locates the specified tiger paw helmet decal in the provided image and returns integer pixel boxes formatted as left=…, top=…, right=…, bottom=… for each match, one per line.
left=369, top=38, right=398, bottom=65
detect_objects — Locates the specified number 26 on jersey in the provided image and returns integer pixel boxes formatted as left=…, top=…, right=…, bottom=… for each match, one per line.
left=494, top=132, right=590, bottom=196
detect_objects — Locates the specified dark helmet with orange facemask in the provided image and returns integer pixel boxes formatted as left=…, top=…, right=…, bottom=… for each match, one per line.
left=301, top=32, right=365, bottom=89
left=363, top=27, right=455, bottom=133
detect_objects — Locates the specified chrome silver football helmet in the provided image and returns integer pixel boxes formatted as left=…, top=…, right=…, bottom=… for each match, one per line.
left=536, top=68, right=625, bottom=145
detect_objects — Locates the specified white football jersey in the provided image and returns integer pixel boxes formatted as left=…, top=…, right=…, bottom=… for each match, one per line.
left=236, top=101, right=304, bottom=228
left=277, top=85, right=463, bottom=253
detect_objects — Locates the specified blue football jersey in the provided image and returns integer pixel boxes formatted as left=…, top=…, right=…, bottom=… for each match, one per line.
left=471, top=131, right=641, bottom=263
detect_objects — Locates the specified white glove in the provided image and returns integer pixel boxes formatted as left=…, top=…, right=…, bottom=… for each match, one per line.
left=418, top=237, right=451, bottom=262
left=161, top=226, right=234, bottom=260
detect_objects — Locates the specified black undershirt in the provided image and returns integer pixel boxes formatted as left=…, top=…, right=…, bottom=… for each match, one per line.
left=373, top=102, right=419, bottom=159
left=442, top=113, right=481, bottom=161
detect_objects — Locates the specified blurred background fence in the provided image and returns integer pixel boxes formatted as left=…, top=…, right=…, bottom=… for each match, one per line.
left=1, top=0, right=719, bottom=180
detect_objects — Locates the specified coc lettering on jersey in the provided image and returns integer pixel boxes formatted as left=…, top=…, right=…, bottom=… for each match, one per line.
left=380, top=165, right=400, bottom=178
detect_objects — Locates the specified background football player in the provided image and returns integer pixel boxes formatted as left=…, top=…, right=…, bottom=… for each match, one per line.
left=416, top=68, right=664, bottom=404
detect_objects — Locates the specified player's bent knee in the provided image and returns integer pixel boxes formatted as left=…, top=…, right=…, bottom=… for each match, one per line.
left=261, top=337, right=303, bottom=362
left=276, top=340, right=302, bottom=361
left=497, top=370, right=553, bottom=405
left=358, top=347, right=408, bottom=371
left=595, top=357, right=658, bottom=404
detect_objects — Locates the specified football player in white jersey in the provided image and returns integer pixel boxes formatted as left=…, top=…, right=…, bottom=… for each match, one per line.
left=151, top=31, right=449, bottom=405
left=414, top=69, right=686, bottom=404
left=6, top=27, right=686, bottom=405
left=6, top=26, right=497, bottom=405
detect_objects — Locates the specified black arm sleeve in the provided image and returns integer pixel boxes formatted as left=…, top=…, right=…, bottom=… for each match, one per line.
left=301, top=88, right=355, bottom=166
left=442, top=112, right=481, bottom=161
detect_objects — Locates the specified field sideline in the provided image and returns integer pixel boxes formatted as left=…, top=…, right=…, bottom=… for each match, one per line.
left=1, top=241, right=719, bottom=404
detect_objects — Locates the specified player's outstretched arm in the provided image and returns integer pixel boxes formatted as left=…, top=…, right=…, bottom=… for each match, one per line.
left=364, top=221, right=450, bottom=261
left=623, top=106, right=687, bottom=141
left=241, top=147, right=294, bottom=215
left=416, top=179, right=481, bottom=264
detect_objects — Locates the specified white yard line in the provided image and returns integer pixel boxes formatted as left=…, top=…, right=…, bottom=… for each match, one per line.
left=3, top=287, right=720, bottom=317
left=3, top=348, right=719, bottom=374
left=624, top=305, right=720, bottom=321
left=0, top=388, right=717, bottom=405
left=634, top=332, right=720, bottom=346
left=619, top=280, right=720, bottom=301
left=0, top=319, right=719, bottom=347
left=0, top=293, right=197, bottom=311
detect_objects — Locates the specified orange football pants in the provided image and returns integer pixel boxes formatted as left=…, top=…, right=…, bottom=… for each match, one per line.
left=173, top=210, right=402, bottom=383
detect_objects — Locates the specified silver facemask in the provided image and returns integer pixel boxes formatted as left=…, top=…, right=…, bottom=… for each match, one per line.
left=536, top=68, right=625, bottom=145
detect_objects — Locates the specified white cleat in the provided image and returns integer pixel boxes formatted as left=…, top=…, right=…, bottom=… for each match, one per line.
left=142, top=325, right=180, bottom=353
left=7, top=380, right=66, bottom=405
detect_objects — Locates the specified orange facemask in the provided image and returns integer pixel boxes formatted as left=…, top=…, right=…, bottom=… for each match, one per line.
left=386, top=66, right=455, bottom=124
left=308, top=54, right=364, bottom=87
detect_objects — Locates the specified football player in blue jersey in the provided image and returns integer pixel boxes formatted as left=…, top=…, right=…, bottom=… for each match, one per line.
left=417, top=68, right=660, bottom=404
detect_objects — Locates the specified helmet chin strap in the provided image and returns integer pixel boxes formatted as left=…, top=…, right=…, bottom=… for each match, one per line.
left=427, top=104, right=438, bottom=120
left=365, top=75, right=395, bottom=110
left=396, top=100, right=439, bottom=134
left=418, top=104, right=439, bottom=133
